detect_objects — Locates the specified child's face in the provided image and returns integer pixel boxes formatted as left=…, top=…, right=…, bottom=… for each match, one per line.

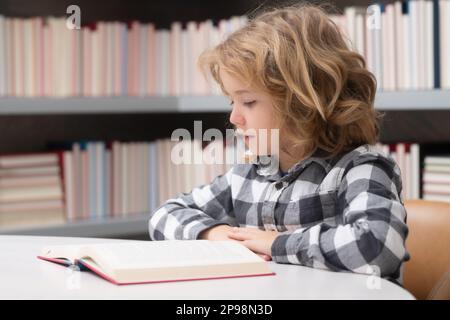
left=220, top=69, right=279, bottom=157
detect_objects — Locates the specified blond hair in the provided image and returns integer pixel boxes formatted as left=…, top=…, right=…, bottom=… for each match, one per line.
left=199, top=3, right=382, bottom=159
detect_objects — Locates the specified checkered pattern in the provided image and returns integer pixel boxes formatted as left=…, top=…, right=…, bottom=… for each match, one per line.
left=149, top=144, right=410, bottom=284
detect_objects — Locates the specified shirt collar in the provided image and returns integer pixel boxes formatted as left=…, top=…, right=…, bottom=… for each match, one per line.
left=255, top=147, right=335, bottom=182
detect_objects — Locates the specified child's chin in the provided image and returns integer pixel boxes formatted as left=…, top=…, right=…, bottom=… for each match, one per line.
left=244, top=142, right=272, bottom=156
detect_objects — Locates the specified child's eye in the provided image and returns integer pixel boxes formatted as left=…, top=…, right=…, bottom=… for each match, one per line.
left=243, top=100, right=256, bottom=107
left=229, top=100, right=256, bottom=107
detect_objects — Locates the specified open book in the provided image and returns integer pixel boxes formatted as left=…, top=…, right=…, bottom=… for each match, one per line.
left=37, top=240, right=275, bottom=285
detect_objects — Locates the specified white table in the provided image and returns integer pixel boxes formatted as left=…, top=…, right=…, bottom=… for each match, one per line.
left=0, top=236, right=415, bottom=300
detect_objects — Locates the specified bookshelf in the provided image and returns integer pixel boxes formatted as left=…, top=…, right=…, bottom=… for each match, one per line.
left=0, top=90, right=449, bottom=115
left=1, top=0, right=450, bottom=238
left=0, top=96, right=232, bottom=114
left=374, top=90, right=450, bottom=110
left=0, top=213, right=150, bottom=239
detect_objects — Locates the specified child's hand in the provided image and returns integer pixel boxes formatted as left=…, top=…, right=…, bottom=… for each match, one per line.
left=256, top=253, right=272, bottom=261
left=227, top=227, right=279, bottom=258
left=198, top=225, right=236, bottom=241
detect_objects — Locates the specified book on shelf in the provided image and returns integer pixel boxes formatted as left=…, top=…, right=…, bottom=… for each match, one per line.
left=0, top=0, right=449, bottom=97
left=0, top=152, right=65, bottom=230
left=423, top=183, right=450, bottom=194
left=0, top=14, right=247, bottom=97
left=37, top=240, right=275, bottom=285
left=424, top=155, right=450, bottom=166
left=331, top=0, right=448, bottom=91
left=0, top=140, right=424, bottom=231
left=424, top=164, right=450, bottom=173
left=423, top=171, right=450, bottom=183
left=375, top=142, right=421, bottom=200
left=0, top=185, right=62, bottom=202
left=0, top=209, right=65, bottom=230
left=0, top=137, right=429, bottom=234
left=422, top=154, right=450, bottom=203
left=0, top=153, right=59, bottom=168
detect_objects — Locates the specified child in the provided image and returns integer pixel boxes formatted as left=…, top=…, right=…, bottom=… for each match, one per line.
left=148, top=3, right=409, bottom=284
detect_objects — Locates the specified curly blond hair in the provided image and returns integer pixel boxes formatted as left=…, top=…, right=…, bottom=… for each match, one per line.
left=199, top=3, right=382, bottom=159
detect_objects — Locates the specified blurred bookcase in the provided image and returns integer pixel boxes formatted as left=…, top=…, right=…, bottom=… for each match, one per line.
left=0, top=0, right=450, bottom=239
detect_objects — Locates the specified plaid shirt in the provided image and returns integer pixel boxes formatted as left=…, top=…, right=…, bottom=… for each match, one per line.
left=148, top=144, right=410, bottom=284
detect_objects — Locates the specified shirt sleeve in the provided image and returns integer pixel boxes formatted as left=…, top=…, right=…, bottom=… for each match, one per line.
left=148, top=167, right=237, bottom=240
left=270, top=152, right=410, bottom=280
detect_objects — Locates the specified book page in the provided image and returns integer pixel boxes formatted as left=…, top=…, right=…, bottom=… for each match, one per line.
left=88, top=240, right=263, bottom=270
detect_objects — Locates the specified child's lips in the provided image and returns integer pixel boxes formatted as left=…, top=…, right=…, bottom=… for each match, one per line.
left=235, top=129, right=255, bottom=144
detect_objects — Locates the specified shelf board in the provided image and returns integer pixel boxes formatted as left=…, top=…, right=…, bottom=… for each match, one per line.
left=374, top=90, right=450, bottom=110
left=0, top=96, right=231, bottom=114
left=0, top=90, right=449, bottom=114
left=0, top=213, right=150, bottom=238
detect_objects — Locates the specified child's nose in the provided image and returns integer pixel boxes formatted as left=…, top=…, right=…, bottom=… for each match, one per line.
left=229, top=106, right=245, bottom=127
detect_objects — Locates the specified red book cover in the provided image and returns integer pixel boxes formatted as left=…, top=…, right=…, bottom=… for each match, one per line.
left=37, top=240, right=276, bottom=286
left=37, top=255, right=275, bottom=286
left=147, top=23, right=156, bottom=96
